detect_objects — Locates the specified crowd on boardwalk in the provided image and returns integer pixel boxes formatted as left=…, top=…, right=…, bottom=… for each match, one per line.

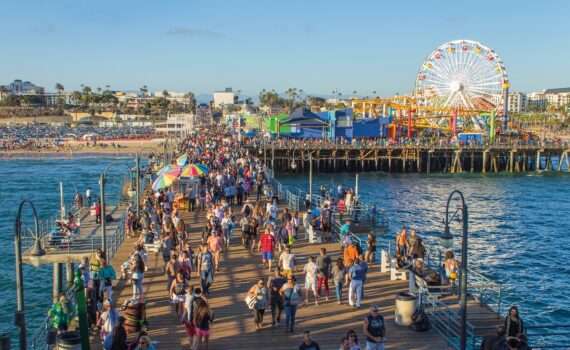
left=44, top=125, right=530, bottom=350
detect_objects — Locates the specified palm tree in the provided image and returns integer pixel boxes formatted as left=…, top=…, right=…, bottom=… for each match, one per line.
left=162, top=89, right=170, bottom=98
left=285, top=88, right=298, bottom=111
left=55, top=83, right=64, bottom=94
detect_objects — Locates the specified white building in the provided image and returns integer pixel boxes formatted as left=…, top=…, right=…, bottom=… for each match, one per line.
left=527, top=91, right=546, bottom=111
left=507, top=92, right=528, bottom=113
left=213, top=88, right=237, bottom=108
left=155, top=113, right=195, bottom=136
left=544, top=88, right=570, bottom=108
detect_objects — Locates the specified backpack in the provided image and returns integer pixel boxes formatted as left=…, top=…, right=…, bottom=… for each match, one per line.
left=410, top=309, right=431, bottom=332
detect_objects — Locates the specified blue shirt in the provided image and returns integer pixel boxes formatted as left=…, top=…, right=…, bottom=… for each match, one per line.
left=349, top=263, right=364, bottom=281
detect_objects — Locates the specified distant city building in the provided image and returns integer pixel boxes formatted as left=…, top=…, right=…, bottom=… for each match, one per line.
left=544, top=88, right=570, bottom=108
left=527, top=91, right=546, bottom=111
left=213, top=88, right=238, bottom=108
left=1, top=79, right=45, bottom=95
left=527, top=88, right=570, bottom=111
left=507, top=92, right=528, bottom=113
left=155, top=113, right=195, bottom=136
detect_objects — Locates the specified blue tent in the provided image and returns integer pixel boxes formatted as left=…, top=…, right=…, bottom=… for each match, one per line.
left=280, top=108, right=330, bottom=139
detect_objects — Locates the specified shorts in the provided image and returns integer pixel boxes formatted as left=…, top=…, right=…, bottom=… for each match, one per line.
left=366, top=341, right=384, bottom=350
left=184, top=322, right=196, bottom=336
left=282, top=269, right=292, bottom=277
left=262, top=251, right=273, bottom=261
left=196, top=328, right=210, bottom=337
left=172, top=294, right=185, bottom=303
left=305, top=278, right=317, bottom=291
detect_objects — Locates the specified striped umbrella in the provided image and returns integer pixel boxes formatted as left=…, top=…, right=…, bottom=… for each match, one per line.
left=176, top=154, right=189, bottom=166
left=156, top=164, right=174, bottom=176
left=180, top=163, right=209, bottom=178
left=152, top=167, right=181, bottom=191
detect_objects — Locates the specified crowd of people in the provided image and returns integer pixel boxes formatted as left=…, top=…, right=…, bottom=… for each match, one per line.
left=44, top=123, right=532, bottom=350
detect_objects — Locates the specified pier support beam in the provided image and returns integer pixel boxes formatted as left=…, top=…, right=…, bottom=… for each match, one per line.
left=52, top=263, right=64, bottom=301
left=482, top=150, right=488, bottom=174
left=536, top=150, right=542, bottom=172
left=66, top=262, right=74, bottom=287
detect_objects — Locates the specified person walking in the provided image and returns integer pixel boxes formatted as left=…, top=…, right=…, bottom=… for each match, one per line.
left=299, top=330, right=321, bottom=350
left=131, top=253, right=145, bottom=300
left=316, top=248, right=332, bottom=301
left=332, top=258, right=347, bottom=304
left=279, top=246, right=296, bottom=277
left=363, top=305, right=386, bottom=350
left=197, top=244, right=214, bottom=296
left=207, top=231, right=224, bottom=271
left=348, top=257, right=365, bottom=308
left=258, top=228, right=275, bottom=272
left=193, top=298, right=213, bottom=350
left=267, top=269, right=286, bottom=326
left=98, top=299, right=119, bottom=350
left=280, top=275, right=301, bottom=333
left=303, top=256, right=319, bottom=305
left=86, top=187, right=92, bottom=206
left=248, top=279, right=268, bottom=330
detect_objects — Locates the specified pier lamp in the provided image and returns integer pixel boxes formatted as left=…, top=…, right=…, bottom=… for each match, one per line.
left=440, top=190, right=469, bottom=350
left=290, top=160, right=297, bottom=170
left=14, top=200, right=43, bottom=350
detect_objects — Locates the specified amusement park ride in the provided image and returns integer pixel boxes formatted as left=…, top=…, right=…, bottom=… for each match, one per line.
left=352, top=39, right=511, bottom=140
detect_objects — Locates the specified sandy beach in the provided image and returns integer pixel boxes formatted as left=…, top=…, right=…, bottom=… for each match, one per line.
left=0, top=138, right=166, bottom=158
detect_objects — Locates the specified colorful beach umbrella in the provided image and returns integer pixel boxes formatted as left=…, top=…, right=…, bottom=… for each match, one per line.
left=180, top=163, right=208, bottom=177
left=176, top=154, right=189, bottom=166
left=156, top=164, right=174, bottom=176
left=152, top=170, right=180, bottom=191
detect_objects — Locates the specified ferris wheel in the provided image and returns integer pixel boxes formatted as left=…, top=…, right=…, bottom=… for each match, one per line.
left=415, top=39, right=509, bottom=112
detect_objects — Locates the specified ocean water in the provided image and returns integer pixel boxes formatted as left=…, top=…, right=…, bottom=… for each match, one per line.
left=0, top=156, right=135, bottom=346
left=277, top=171, right=570, bottom=325
left=1, top=158, right=568, bottom=346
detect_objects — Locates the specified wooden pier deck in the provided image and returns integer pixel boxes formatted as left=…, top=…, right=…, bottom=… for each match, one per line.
left=99, top=202, right=502, bottom=350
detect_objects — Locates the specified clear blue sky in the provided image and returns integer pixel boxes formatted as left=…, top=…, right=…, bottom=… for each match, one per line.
left=1, top=0, right=568, bottom=97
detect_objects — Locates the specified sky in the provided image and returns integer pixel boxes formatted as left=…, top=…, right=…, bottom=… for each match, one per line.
left=0, top=0, right=568, bottom=97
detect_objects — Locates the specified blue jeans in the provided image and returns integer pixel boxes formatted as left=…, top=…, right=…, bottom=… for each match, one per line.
left=335, top=281, right=343, bottom=302
left=200, top=270, right=211, bottom=294
left=284, top=304, right=297, bottom=332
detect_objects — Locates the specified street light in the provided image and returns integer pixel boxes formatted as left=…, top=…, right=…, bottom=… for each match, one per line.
left=100, top=154, right=140, bottom=252
left=440, top=190, right=469, bottom=350
left=14, top=200, right=44, bottom=350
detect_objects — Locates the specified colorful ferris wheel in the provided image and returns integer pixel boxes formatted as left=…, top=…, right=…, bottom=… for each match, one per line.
left=415, top=39, right=509, bottom=113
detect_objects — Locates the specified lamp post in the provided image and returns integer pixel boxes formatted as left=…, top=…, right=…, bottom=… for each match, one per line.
left=100, top=154, right=140, bottom=252
left=14, top=200, right=44, bottom=350
left=440, top=190, right=469, bottom=350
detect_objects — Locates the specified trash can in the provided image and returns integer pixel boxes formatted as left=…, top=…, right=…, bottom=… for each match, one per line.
left=56, top=331, right=81, bottom=350
left=124, top=301, right=146, bottom=335
left=394, top=292, right=416, bottom=326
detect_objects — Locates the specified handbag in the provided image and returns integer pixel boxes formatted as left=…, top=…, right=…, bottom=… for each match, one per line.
left=245, top=295, right=257, bottom=310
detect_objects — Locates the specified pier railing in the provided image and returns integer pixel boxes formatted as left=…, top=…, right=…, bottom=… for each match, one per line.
left=29, top=210, right=128, bottom=350
left=28, top=179, right=132, bottom=350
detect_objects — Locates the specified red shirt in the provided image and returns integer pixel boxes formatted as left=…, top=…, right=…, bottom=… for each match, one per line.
left=260, top=233, right=274, bottom=252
